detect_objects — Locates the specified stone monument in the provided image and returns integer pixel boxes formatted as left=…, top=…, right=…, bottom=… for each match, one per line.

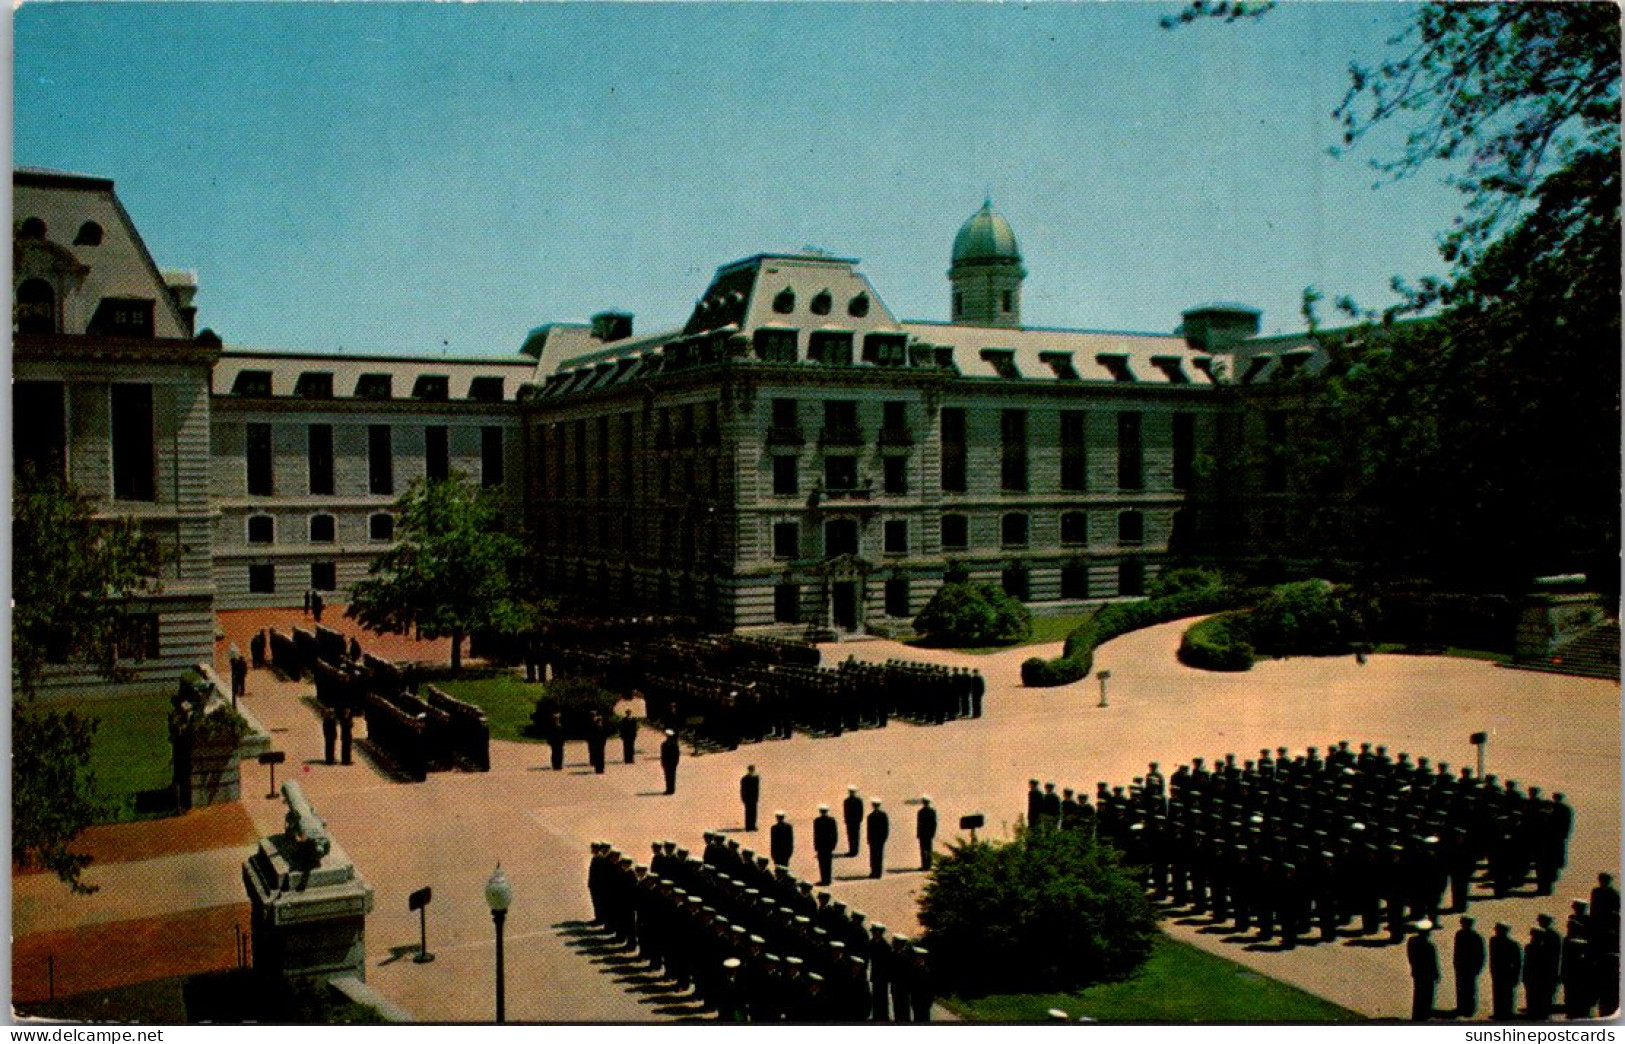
left=243, top=781, right=375, bottom=986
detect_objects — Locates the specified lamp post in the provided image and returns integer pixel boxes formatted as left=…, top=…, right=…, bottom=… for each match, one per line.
left=484, top=864, right=512, bottom=1024
left=1096, top=669, right=1112, bottom=708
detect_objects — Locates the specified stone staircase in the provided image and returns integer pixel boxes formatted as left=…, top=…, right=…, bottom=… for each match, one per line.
left=1509, top=620, right=1620, bottom=681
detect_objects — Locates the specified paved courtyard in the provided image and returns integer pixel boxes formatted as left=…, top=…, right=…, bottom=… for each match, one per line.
left=13, top=610, right=1620, bottom=1022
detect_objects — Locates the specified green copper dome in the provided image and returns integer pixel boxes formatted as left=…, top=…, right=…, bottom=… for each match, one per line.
left=952, top=200, right=1022, bottom=265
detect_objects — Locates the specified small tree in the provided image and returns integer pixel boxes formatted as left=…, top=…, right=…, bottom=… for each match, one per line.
left=346, top=475, right=523, bottom=672
left=914, top=582, right=1032, bottom=646
left=919, top=824, right=1157, bottom=995
left=11, top=476, right=164, bottom=892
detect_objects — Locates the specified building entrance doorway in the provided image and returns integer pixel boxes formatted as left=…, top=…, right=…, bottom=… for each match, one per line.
left=831, top=581, right=859, bottom=632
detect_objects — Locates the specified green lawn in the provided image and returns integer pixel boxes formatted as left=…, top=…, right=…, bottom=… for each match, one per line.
left=431, top=670, right=545, bottom=742
left=34, top=690, right=177, bottom=823
left=910, top=614, right=1090, bottom=655
left=941, top=935, right=1364, bottom=1024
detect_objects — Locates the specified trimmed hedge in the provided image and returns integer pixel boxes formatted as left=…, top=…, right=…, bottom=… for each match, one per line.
left=1177, top=612, right=1256, bottom=671
left=1021, top=585, right=1254, bottom=687
left=915, top=581, right=1032, bottom=646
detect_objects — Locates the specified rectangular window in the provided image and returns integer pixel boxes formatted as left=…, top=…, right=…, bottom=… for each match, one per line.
left=1061, top=511, right=1088, bottom=546
left=1173, top=412, right=1196, bottom=492
left=14, top=380, right=66, bottom=482
left=825, top=519, right=859, bottom=558
left=296, top=372, right=334, bottom=399
left=809, top=330, right=853, bottom=366
left=824, top=455, right=858, bottom=491
left=772, top=455, right=798, bottom=495
left=1001, top=409, right=1027, bottom=491
left=882, top=455, right=907, bottom=495
left=368, top=425, right=394, bottom=495
left=1118, top=510, right=1145, bottom=546
left=308, top=424, right=334, bottom=495
left=884, top=520, right=908, bottom=554
left=1002, top=566, right=1029, bottom=601
left=115, top=613, right=160, bottom=662
left=426, top=425, right=450, bottom=482
left=1117, top=411, right=1143, bottom=491
left=1001, top=513, right=1029, bottom=548
left=1119, top=559, right=1145, bottom=597
left=941, top=514, right=969, bottom=550
left=249, top=563, right=276, bottom=594
left=232, top=370, right=273, bottom=397
left=482, top=426, right=505, bottom=488
left=111, top=384, right=156, bottom=501
left=885, top=577, right=910, bottom=618
left=89, top=297, right=155, bottom=339
left=774, top=583, right=801, bottom=624
left=311, top=562, right=337, bottom=592
left=1061, top=564, right=1089, bottom=599
left=754, top=328, right=798, bottom=363
left=773, top=522, right=800, bottom=560
left=1060, top=411, right=1087, bottom=492
left=245, top=423, right=274, bottom=496
left=247, top=515, right=274, bottom=544
left=772, top=398, right=798, bottom=428
left=940, top=408, right=967, bottom=493
left=310, top=514, right=336, bottom=543
left=356, top=373, right=393, bottom=400
left=822, top=400, right=861, bottom=445
left=862, top=332, right=907, bottom=367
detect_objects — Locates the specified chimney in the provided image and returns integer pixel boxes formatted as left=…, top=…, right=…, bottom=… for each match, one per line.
left=163, top=269, right=199, bottom=337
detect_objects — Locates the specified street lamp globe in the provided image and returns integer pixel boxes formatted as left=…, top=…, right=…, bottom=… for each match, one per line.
left=485, top=864, right=512, bottom=912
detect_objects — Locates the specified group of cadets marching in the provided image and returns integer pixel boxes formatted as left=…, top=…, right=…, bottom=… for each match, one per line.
left=1027, top=740, right=1616, bottom=1021
left=587, top=839, right=934, bottom=1022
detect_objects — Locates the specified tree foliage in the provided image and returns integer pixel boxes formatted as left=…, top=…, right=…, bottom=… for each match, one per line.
left=12, top=476, right=164, bottom=698
left=346, top=474, right=523, bottom=671
left=11, top=476, right=165, bottom=892
left=913, top=581, right=1032, bottom=646
left=918, top=825, right=1158, bottom=995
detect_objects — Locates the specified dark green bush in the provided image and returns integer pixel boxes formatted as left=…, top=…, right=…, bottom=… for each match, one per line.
left=1022, top=584, right=1255, bottom=686
left=1247, top=579, right=1363, bottom=656
left=918, top=824, right=1158, bottom=995
left=1177, top=612, right=1256, bottom=671
left=1147, top=566, right=1228, bottom=599
left=527, top=676, right=619, bottom=739
left=914, top=582, right=1032, bottom=646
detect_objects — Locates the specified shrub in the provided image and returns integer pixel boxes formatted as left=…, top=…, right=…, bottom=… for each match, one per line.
left=1247, top=579, right=1363, bottom=656
left=527, top=676, right=619, bottom=739
left=1022, top=584, right=1255, bottom=686
left=919, top=824, right=1157, bottom=995
left=1177, top=612, right=1256, bottom=671
left=1147, top=566, right=1227, bottom=599
left=914, top=582, right=1032, bottom=646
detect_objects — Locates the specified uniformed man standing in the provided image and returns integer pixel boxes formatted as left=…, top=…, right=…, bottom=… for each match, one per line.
left=1489, top=922, right=1522, bottom=1020
left=843, top=786, right=864, bottom=857
left=1525, top=914, right=1562, bottom=1019
left=917, top=796, right=938, bottom=871
left=321, top=706, right=338, bottom=765
left=1454, top=916, right=1486, bottom=1018
left=547, top=711, right=566, bottom=771
left=1408, top=920, right=1440, bottom=1021
left=867, top=800, right=890, bottom=879
left=741, top=766, right=762, bottom=832
left=660, top=729, right=681, bottom=795
left=587, top=713, right=608, bottom=774
left=228, top=646, right=247, bottom=701
left=814, top=805, right=839, bottom=886
left=770, top=811, right=795, bottom=869
left=618, top=710, right=639, bottom=765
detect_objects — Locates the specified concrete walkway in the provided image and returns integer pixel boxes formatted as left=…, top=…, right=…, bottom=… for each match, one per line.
left=14, top=615, right=1619, bottom=1021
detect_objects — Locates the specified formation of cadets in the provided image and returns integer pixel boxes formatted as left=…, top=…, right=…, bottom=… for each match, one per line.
left=537, top=625, right=985, bottom=750
left=1026, top=741, right=1617, bottom=1020
left=587, top=838, right=934, bottom=1022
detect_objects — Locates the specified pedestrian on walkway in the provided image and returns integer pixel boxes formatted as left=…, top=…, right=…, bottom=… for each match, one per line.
left=843, top=785, right=864, bottom=856
left=618, top=710, right=639, bottom=765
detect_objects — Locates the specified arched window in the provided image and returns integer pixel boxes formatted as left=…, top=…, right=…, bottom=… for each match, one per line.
left=309, top=514, right=336, bottom=543
left=772, top=288, right=796, bottom=314
left=15, top=278, right=56, bottom=335
left=74, top=221, right=104, bottom=246
left=810, top=290, right=832, bottom=316
left=848, top=293, right=871, bottom=318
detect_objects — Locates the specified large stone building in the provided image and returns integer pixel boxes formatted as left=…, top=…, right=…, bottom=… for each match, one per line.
left=13, top=169, right=1325, bottom=689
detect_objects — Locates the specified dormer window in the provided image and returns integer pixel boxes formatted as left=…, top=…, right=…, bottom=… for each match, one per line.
left=848, top=293, right=870, bottom=318
left=1150, top=356, right=1190, bottom=384
left=413, top=375, right=450, bottom=401
left=934, top=347, right=958, bottom=371
left=981, top=349, right=1020, bottom=379
left=809, top=330, right=853, bottom=366
left=754, top=328, right=798, bottom=363
left=1241, top=355, right=1274, bottom=384
left=356, top=373, right=393, bottom=400
left=232, top=370, right=273, bottom=397
left=14, top=278, right=57, bottom=335
left=1095, top=354, right=1135, bottom=382
left=1191, top=357, right=1216, bottom=380
left=810, top=290, right=832, bottom=316
left=88, top=298, right=155, bottom=339
left=73, top=221, right=104, bottom=246
left=296, top=371, right=334, bottom=399
left=863, top=333, right=908, bottom=367
left=772, top=288, right=796, bottom=314
left=468, top=376, right=505, bottom=402
left=1040, top=352, right=1079, bottom=380
left=18, top=217, right=46, bottom=240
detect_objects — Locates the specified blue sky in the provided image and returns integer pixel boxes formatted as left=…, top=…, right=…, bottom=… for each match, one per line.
left=14, top=2, right=1466, bottom=356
